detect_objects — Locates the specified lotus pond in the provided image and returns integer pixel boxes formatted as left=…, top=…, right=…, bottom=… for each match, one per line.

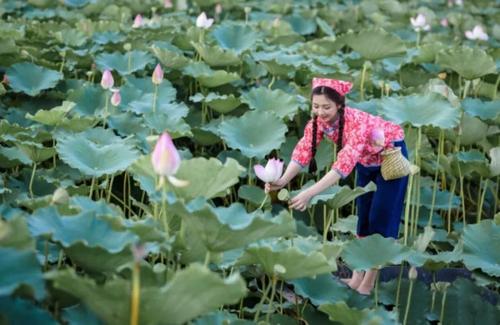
left=0, top=0, right=499, bottom=324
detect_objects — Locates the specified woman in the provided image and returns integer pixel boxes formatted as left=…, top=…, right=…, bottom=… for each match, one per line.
left=265, top=78, right=409, bottom=295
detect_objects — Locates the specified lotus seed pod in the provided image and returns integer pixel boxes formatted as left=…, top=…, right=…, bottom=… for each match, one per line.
left=123, top=43, right=132, bottom=51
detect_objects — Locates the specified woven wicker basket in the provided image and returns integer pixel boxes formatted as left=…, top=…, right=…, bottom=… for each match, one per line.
left=380, top=147, right=411, bottom=180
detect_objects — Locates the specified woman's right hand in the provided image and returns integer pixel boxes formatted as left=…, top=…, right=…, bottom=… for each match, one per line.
left=265, top=178, right=287, bottom=193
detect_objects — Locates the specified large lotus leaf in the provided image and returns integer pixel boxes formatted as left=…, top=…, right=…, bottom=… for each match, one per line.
left=169, top=200, right=296, bottom=252
left=54, top=29, right=87, bottom=47
left=0, top=248, right=45, bottom=300
left=62, top=304, right=104, bottom=325
left=319, top=302, right=398, bottom=325
left=462, top=220, right=500, bottom=277
left=341, top=234, right=410, bottom=270
left=65, top=244, right=132, bottom=274
left=191, top=42, right=241, bottom=67
left=28, top=206, right=139, bottom=253
left=308, top=182, right=377, bottom=209
left=49, top=264, right=247, bottom=325
left=182, top=62, right=241, bottom=88
left=212, top=23, right=260, bottom=54
left=0, top=297, right=57, bottom=325
left=237, top=185, right=267, bottom=207
left=344, top=29, right=406, bottom=61
left=236, top=237, right=340, bottom=280
left=436, top=47, right=497, bottom=80
left=95, top=51, right=155, bottom=75
left=218, top=111, right=288, bottom=159
left=6, top=62, right=63, bottom=96
left=462, top=98, right=500, bottom=120
left=332, top=215, right=358, bottom=235
left=410, top=186, right=460, bottom=210
left=290, top=273, right=351, bottom=306
left=284, top=14, right=317, bottom=35
left=451, top=150, right=491, bottom=177
left=240, top=87, right=300, bottom=120
left=459, top=115, right=489, bottom=146
left=92, top=31, right=125, bottom=45
left=0, top=217, right=34, bottom=250
left=193, top=311, right=252, bottom=325
left=151, top=43, right=190, bottom=70
left=67, top=85, right=107, bottom=116
left=490, top=147, right=500, bottom=176
left=190, top=92, right=241, bottom=114
left=17, top=142, right=56, bottom=163
left=143, top=111, right=192, bottom=139
left=56, top=128, right=140, bottom=177
left=123, top=76, right=177, bottom=102
left=0, top=145, right=32, bottom=167
left=379, top=94, right=460, bottom=128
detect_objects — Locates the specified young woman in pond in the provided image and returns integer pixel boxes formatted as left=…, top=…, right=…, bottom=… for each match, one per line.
left=265, top=78, right=409, bottom=295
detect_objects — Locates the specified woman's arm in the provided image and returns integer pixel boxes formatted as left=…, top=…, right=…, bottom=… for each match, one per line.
left=289, top=169, right=341, bottom=211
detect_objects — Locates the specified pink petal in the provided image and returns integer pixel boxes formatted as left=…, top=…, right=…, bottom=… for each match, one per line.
left=151, top=133, right=181, bottom=176
left=152, top=64, right=164, bottom=85
left=100, top=70, right=114, bottom=89
left=110, top=90, right=121, bottom=106
left=465, top=30, right=474, bottom=40
left=254, top=164, right=271, bottom=182
left=132, top=14, right=143, bottom=28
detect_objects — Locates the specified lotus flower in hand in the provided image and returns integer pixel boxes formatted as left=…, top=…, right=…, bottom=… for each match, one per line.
left=254, top=158, right=284, bottom=183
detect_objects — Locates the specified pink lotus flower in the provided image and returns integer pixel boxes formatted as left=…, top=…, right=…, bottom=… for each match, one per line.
left=110, top=88, right=121, bottom=106
left=196, top=12, right=214, bottom=29
left=410, top=14, right=430, bottom=32
left=465, top=25, right=488, bottom=41
left=440, top=18, right=449, bottom=27
left=132, top=14, right=143, bottom=28
left=254, top=158, right=284, bottom=183
left=164, top=0, right=173, bottom=8
left=370, top=128, right=385, bottom=148
left=151, top=133, right=188, bottom=187
left=100, top=70, right=114, bottom=89
left=152, top=64, right=164, bottom=85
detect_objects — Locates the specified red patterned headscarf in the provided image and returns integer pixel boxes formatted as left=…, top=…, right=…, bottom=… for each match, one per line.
left=312, top=78, right=353, bottom=96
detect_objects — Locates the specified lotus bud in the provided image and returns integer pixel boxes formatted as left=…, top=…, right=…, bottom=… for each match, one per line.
left=164, top=0, right=173, bottom=8
left=440, top=18, right=449, bottom=27
left=100, top=69, right=114, bottom=89
left=273, top=264, right=286, bottom=275
left=132, top=14, right=143, bottom=28
left=244, top=6, right=252, bottom=14
left=196, top=12, right=214, bottom=29
left=272, top=17, right=281, bottom=28
left=152, top=64, right=164, bottom=85
left=254, top=158, right=284, bottom=183
left=123, top=43, right=132, bottom=51
left=408, top=266, right=418, bottom=280
left=21, top=50, right=30, bottom=58
left=215, top=3, right=222, bottom=15
left=51, top=187, right=69, bottom=205
left=110, top=88, right=121, bottom=106
left=151, top=133, right=189, bottom=187
left=410, top=13, right=430, bottom=32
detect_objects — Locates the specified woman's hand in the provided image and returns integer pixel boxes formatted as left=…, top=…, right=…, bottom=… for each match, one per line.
left=265, top=178, right=287, bottom=193
left=289, top=190, right=313, bottom=211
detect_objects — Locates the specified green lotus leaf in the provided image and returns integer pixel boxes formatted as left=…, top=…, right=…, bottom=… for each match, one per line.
left=344, top=28, right=406, bottom=61
left=182, top=62, right=241, bottom=88
left=240, top=87, right=300, bottom=120
left=65, top=243, right=132, bottom=274
left=282, top=14, right=317, bottom=35
left=168, top=200, right=295, bottom=252
left=92, top=31, right=125, bottom=45
left=379, top=94, right=460, bottom=128
left=143, top=108, right=192, bottom=139
left=412, top=42, right=446, bottom=64
left=0, top=297, right=57, bottom=325
left=236, top=237, right=340, bottom=280
left=459, top=115, right=489, bottom=146
left=319, top=302, right=398, bottom=325
left=332, top=214, right=358, bottom=235
left=451, top=150, right=491, bottom=177
left=307, top=182, right=377, bottom=209
left=56, top=128, right=140, bottom=177
left=410, top=186, right=460, bottom=210
left=54, top=29, right=87, bottom=47
left=25, top=101, right=73, bottom=126
left=17, top=142, right=56, bottom=163
left=436, top=47, right=497, bottom=80
left=95, top=51, right=155, bottom=75
left=489, top=147, right=500, bottom=177
left=237, top=185, right=267, bottom=207
left=462, top=98, right=500, bottom=120
left=191, top=42, right=241, bottom=67
left=193, top=311, right=250, bottom=325
left=0, top=145, right=32, bottom=167
left=252, top=51, right=308, bottom=77
left=6, top=62, right=63, bottom=96
left=190, top=92, right=241, bottom=114
left=218, top=110, right=288, bottom=159
left=426, top=78, right=460, bottom=107
left=0, top=248, right=45, bottom=300
left=341, top=234, right=410, bottom=270
left=290, top=273, right=351, bottom=305
left=28, top=206, right=139, bottom=253
left=151, top=42, right=190, bottom=70
left=212, top=23, right=260, bottom=54
left=123, top=76, right=177, bottom=102
left=0, top=217, right=34, bottom=250
left=49, top=264, right=247, bottom=325
left=462, top=220, right=500, bottom=277
left=61, top=304, right=103, bottom=325
left=67, top=85, right=107, bottom=116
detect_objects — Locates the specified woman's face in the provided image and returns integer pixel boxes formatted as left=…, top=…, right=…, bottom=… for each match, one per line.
left=312, top=94, right=338, bottom=124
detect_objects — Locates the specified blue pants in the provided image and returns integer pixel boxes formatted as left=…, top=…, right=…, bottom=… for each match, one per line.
left=355, top=140, right=409, bottom=239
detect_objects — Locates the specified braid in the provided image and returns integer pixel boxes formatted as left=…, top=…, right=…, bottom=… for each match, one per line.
left=336, top=104, right=345, bottom=154
left=308, top=115, right=318, bottom=173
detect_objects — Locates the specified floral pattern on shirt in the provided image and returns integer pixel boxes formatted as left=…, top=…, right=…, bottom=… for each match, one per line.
left=291, top=107, right=405, bottom=178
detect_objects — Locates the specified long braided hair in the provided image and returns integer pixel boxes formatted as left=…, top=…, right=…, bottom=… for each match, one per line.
left=308, top=86, right=346, bottom=173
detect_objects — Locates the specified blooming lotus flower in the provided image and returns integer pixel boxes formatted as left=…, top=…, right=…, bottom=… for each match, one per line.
left=196, top=12, right=214, bottom=29
left=254, top=158, right=284, bottom=183
left=410, top=14, right=430, bottom=32
left=164, top=0, right=173, bottom=8
left=151, top=133, right=188, bottom=187
left=370, top=128, right=385, bottom=148
left=152, top=64, right=164, bottom=85
left=132, top=14, right=143, bottom=28
left=110, top=88, right=121, bottom=106
left=100, top=70, right=114, bottom=89
left=465, top=25, right=488, bottom=41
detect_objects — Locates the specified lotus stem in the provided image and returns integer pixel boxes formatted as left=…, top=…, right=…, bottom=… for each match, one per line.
left=360, top=61, right=368, bottom=101
left=204, top=251, right=211, bottom=267
left=29, top=162, right=37, bottom=198
left=447, top=179, right=457, bottom=233
left=402, top=278, right=415, bottom=325
left=416, top=31, right=421, bottom=48
left=477, top=179, right=488, bottom=223
left=254, top=276, right=272, bottom=321
left=268, top=75, right=276, bottom=89
left=127, top=51, right=132, bottom=73
left=265, top=275, right=278, bottom=323
left=103, top=92, right=110, bottom=122
left=323, top=209, right=334, bottom=243
left=106, top=175, right=115, bottom=203
left=59, top=52, right=65, bottom=74
left=128, top=173, right=132, bottom=218
left=457, top=164, right=466, bottom=226
left=279, top=280, right=284, bottom=314
left=123, top=172, right=128, bottom=216
left=57, top=249, right=64, bottom=269
left=395, top=263, right=404, bottom=308
left=161, top=181, right=169, bottom=236
left=439, top=287, right=448, bottom=324
left=247, top=158, right=253, bottom=185
left=412, top=127, right=422, bottom=234
left=44, top=239, right=49, bottom=271
left=258, top=193, right=268, bottom=210
left=88, top=177, right=96, bottom=198
left=493, top=74, right=500, bottom=100
left=130, top=261, right=140, bottom=325
left=374, top=269, right=380, bottom=307
left=462, top=80, right=471, bottom=99
left=429, top=130, right=444, bottom=226
left=152, top=84, right=158, bottom=114
left=404, top=174, right=414, bottom=245
left=52, top=139, right=57, bottom=168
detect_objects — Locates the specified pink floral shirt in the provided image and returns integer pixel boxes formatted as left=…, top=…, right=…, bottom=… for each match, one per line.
left=291, top=107, right=405, bottom=178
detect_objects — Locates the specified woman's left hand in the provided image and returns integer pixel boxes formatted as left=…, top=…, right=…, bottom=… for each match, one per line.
left=289, top=190, right=313, bottom=211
